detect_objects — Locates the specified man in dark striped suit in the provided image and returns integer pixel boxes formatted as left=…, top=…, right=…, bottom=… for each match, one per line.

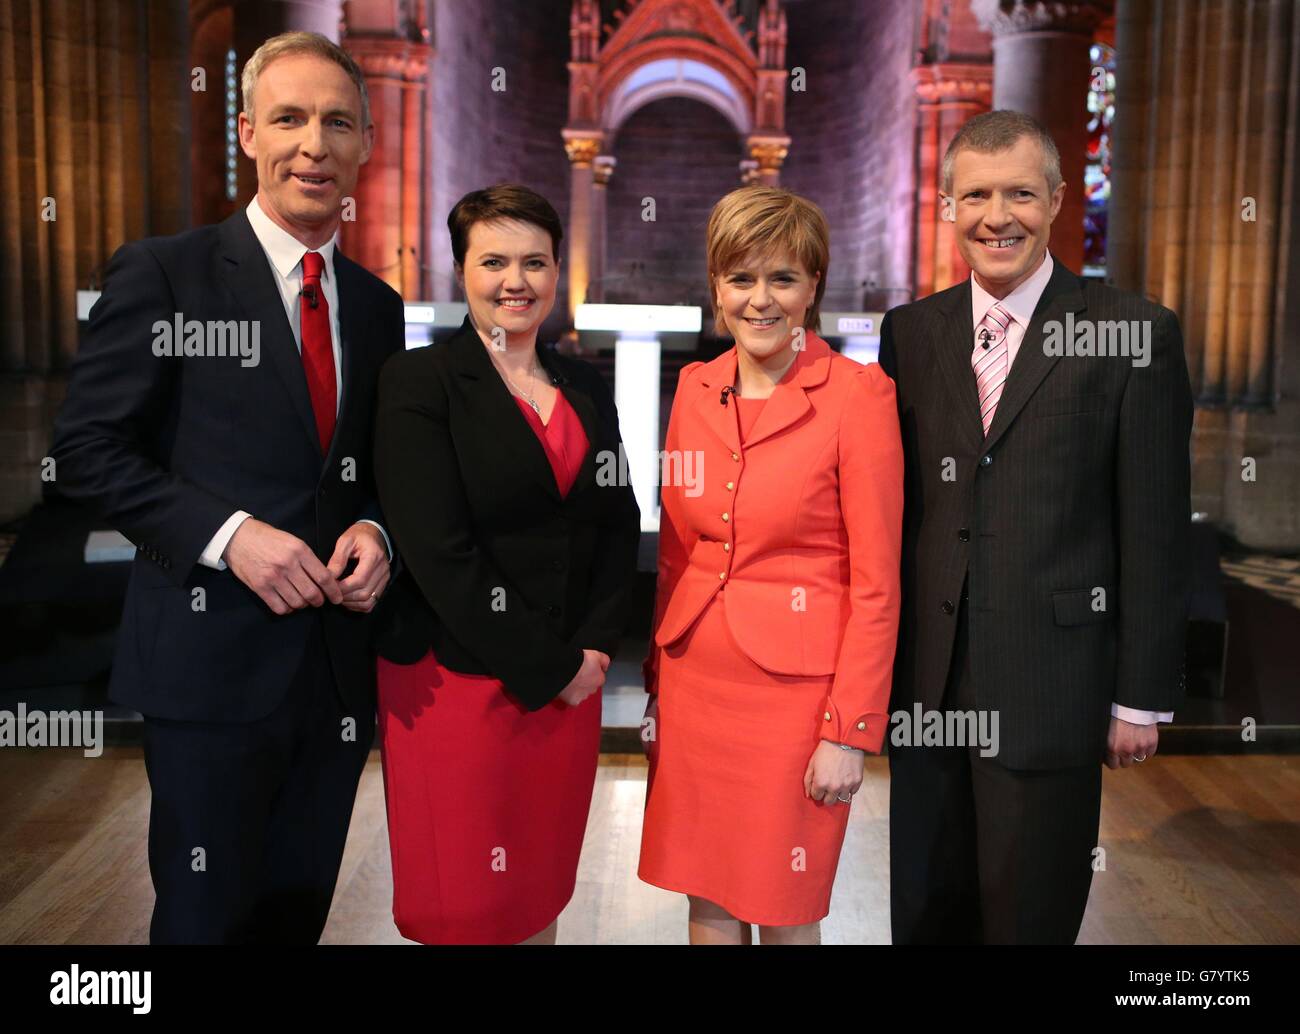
left=879, top=111, right=1193, bottom=943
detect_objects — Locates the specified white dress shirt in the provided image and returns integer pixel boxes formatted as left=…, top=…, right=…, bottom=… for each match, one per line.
left=969, top=252, right=1172, bottom=728
left=198, top=196, right=390, bottom=570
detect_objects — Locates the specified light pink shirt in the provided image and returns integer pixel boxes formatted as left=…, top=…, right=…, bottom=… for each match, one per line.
left=969, top=253, right=1173, bottom=728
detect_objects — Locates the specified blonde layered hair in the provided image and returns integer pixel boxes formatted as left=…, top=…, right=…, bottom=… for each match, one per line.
left=705, top=186, right=830, bottom=336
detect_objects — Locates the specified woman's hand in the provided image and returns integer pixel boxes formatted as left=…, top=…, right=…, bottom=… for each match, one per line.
left=557, top=649, right=609, bottom=707
left=804, top=739, right=865, bottom=805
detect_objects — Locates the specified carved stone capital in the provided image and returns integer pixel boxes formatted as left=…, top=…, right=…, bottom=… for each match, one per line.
left=593, top=155, right=616, bottom=186
left=747, top=135, right=790, bottom=172
left=562, top=131, right=604, bottom=166
left=970, top=0, right=1111, bottom=37
left=348, top=37, right=433, bottom=82
left=910, top=63, right=994, bottom=105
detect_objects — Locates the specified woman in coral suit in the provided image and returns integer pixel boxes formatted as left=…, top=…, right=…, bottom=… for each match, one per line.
left=638, top=185, right=903, bottom=944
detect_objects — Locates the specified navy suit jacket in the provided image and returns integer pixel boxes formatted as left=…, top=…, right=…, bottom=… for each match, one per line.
left=50, top=208, right=404, bottom=723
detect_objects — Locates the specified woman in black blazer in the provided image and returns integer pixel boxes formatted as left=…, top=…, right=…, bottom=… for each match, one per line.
left=372, top=184, right=640, bottom=945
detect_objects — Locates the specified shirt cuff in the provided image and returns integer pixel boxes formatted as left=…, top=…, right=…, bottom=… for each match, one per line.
left=1111, top=703, right=1174, bottom=725
left=357, top=519, right=393, bottom=561
left=199, top=510, right=252, bottom=571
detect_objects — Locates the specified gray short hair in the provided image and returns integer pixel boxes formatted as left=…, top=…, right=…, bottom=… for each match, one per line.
left=241, top=31, right=371, bottom=129
left=941, top=109, right=1062, bottom=195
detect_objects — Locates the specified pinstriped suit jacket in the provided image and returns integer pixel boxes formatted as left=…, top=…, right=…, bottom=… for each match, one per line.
left=878, top=256, right=1193, bottom=769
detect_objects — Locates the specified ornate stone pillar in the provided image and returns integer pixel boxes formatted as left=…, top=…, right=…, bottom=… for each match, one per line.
left=911, top=64, right=993, bottom=296
left=591, top=155, right=615, bottom=303
left=746, top=136, right=789, bottom=187
left=562, top=132, right=602, bottom=321
left=971, top=0, right=1112, bottom=274
left=344, top=36, right=432, bottom=297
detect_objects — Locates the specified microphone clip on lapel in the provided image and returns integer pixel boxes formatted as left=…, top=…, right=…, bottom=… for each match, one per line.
left=978, top=328, right=993, bottom=349
left=720, top=384, right=736, bottom=406
left=302, top=284, right=320, bottom=311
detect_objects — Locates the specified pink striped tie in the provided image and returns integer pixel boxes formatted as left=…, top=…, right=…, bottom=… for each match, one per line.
left=973, top=302, right=1012, bottom=436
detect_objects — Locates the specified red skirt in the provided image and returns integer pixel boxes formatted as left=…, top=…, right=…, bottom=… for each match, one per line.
left=376, top=650, right=601, bottom=944
left=638, top=590, right=850, bottom=926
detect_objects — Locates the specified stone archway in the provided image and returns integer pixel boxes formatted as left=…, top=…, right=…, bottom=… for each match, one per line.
left=561, top=0, right=791, bottom=321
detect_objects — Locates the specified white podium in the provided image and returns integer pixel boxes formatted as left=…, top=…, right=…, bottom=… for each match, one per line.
left=575, top=304, right=702, bottom=532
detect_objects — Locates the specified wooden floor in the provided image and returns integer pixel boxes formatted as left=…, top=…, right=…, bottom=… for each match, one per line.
left=1, top=749, right=1297, bottom=944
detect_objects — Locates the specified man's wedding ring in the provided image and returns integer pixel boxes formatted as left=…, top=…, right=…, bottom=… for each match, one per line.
left=836, top=793, right=852, bottom=803
left=1133, top=754, right=1147, bottom=762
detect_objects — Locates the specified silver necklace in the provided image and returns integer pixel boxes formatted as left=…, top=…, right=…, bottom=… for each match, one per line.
left=494, top=349, right=545, bottom=415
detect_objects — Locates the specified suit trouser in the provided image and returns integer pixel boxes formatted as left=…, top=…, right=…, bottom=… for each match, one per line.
left=141, top=617, right=373, bottom=944
left=888, top=600, right=1102, bottom=944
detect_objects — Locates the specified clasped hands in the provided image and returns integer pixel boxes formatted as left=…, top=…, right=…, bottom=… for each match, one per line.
left=225, top=518, right=390, bottom=616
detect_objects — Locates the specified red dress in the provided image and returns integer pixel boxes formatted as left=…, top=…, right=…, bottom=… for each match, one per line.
left=376, top=390, right=596, bottom=944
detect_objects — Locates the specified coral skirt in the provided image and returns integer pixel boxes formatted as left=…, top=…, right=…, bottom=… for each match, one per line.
left=638, top=589, right=851, bottom=926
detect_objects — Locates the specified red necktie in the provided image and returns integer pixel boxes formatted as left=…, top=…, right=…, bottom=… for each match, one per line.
left=300, top=250, right=337, bottom=453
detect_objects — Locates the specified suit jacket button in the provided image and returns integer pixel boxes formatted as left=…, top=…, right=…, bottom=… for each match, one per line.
left=856, top=721, right=866, bottom=731
left=958, top=528, right=970, bottom=541
left=731, top=452, right=740, bottom=462
left=721, top=512, right=729, bottom=522
left=725, top=481, right=734, bottom=491
left=719, top=571, right=726, bottom=580
left=546, top=604, right=560, bottom=617
left=941, top=600, right=955, bottom=614
left=823, top=711, right=832, bottom=721
left=723, top=542, right=730, bottom=552
left=980, top=454, right=993, bottom=467
left=551, top=559, right=564, bottom=571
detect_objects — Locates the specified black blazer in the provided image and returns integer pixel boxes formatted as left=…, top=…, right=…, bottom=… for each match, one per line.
left=372, top=316, right=641, bottom=709
left=878, top=256, right=1193, bottom=769
left=49, top=209, right=404, bottom=723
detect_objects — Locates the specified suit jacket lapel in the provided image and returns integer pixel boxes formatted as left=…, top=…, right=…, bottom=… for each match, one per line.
left=536, top=347, right=601, bottom=498
left=741, top=334, right=832, bottom=447
left=327, top=250, right=366, bottom=469
left=934, top=279, right=985, bottom=451
left=448, top=318, right=564, bottom=503
left=218, top=210, right=324, bottom=458
left=693, top=349, right=742, bottom=455
left=981, top=258, right=1086, bottom=452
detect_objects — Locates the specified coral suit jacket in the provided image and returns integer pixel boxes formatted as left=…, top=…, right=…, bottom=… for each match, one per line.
left=643, top=332, right=904, bottom=753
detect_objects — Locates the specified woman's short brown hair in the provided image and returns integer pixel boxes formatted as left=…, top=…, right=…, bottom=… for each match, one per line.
left=705, top=185, right=830, bottom=336
left=448, top=184, right=564, bottom=267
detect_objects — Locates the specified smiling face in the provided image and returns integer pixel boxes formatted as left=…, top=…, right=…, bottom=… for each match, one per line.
left=949, top=134, right=1065, bottom=298
left=457, top=218, right=560, bottom=343
left=237, top=52, right=372, bottom=247
left=714, top=250, right=820, bottom=365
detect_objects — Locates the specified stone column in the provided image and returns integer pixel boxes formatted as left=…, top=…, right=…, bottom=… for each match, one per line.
left=230, top=0, right=344, bottom=202
left=911, top=64, right=993, bottom=297
left=591, top=156, right=615, bottom=303
left=345, top=37, right=432, bottom=297
left=972, top=0, right=1112, bottom=274
left=746, top=135, right=789, bottom=187
left=562, top=132, right=602, bottom=321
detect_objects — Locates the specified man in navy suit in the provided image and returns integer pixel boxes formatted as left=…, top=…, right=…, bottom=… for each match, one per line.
left=50, top=32, right=404, bottom=942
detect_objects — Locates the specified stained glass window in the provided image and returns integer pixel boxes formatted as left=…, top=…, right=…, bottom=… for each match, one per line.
left=1083, top=43, right=1115, bottom=277
left=225, top=48, right=238, bottom=201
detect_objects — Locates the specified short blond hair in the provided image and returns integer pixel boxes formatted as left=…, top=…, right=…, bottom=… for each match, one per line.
left=705, top=186, right=829, bottom=336
left=241, top=31, right=371, bottom=129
